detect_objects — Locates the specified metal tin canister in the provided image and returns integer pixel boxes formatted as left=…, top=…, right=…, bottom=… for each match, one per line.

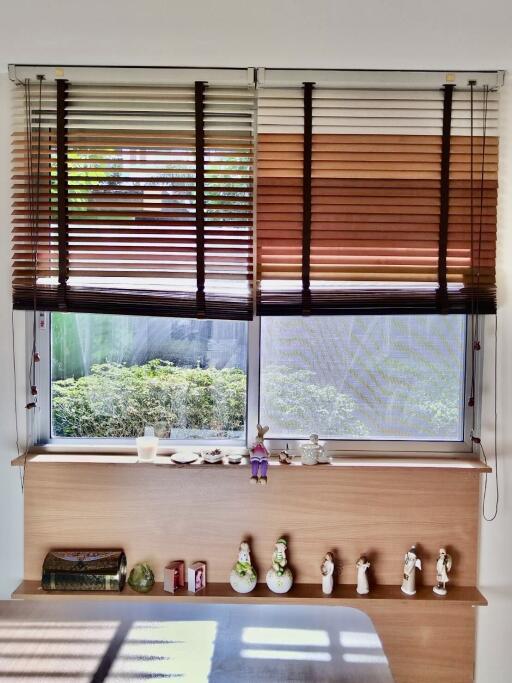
left=42, top=550, right=127, bottom=591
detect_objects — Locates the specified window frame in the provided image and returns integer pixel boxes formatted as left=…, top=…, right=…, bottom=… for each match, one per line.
left=30, top=310, right=482, bottom=456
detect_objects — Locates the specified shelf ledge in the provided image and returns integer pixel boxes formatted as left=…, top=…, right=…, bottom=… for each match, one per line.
left=12, top=581, right=487, bottom=606
left=11, top=451, right=491, bottom=472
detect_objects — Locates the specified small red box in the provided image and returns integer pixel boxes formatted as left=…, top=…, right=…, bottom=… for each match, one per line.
left=163, top=561, right=185, bottom=594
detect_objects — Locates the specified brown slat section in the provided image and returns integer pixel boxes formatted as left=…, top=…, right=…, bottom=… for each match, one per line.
left=257, top=130, right=497, bottom=313
left=12, top=80, right=255, bottom=318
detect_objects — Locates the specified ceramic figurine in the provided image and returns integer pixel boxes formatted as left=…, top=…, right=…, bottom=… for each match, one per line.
left=266, top=538, right=293, bottom=593
left=401, top=545, right=422, bottom=596
left=300, top=434, right=327, bottom=465
left=230, top=541, right=257, bottom=594
left=250, top=424, right=270, bottom=485
left=321, top=552, right=335, bottom=594
left=279, top=443, right=293, bottom=465
left=433, top=548, right=452, bottom=596
left=356, top=555, right=371, bottom=595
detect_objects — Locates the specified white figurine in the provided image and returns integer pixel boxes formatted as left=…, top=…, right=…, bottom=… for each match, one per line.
left=230, top=541, right=257, bottom=594
left=321, top=552, right=335, bottom=594
left=433, top=548, right=452, bottom=596
left=401, top=545, right=422, bottom=596
left=266, top=538, right=293, bottom=594
left=300, top=434, right=324, bottom=465
left=356, top=555, right=371, bottom=595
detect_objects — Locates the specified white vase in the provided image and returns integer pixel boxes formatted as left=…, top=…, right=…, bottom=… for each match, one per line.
left=230, top=567, right=257, bottom=594
left=266, top=567, right=293, bottom=594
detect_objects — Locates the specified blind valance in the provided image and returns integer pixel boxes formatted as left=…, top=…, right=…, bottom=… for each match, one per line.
left=12, top=71, right=255, bottom=319
left=257, top=72, right=499, bottom=315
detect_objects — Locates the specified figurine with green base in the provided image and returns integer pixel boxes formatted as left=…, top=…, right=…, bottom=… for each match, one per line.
left=266, top=538, right=293, bottom=594
left=230, top=541, right=257, bottom=594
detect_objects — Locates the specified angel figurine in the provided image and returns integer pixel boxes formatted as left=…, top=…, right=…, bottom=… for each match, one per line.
left=433, top=548, right=452, bottom=596
left=401, top=545, right=422, bottom=595
left=250, top=424, right=270, bottom=485
left=321, top=552, right=335, bottom=595
left=266, top=538, right=293, bottom=593
left=356, top=555, right=371, bottom=595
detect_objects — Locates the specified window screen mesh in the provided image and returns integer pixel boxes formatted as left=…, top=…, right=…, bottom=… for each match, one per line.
left=260, top=315, right=466, bottom=440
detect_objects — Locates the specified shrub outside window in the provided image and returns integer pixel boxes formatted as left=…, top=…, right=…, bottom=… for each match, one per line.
left=50, top=313, right=248, bottom=441
left=259, top=315, right=466, bottom=441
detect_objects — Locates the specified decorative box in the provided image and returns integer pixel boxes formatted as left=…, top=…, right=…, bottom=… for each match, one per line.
left=163, top=560, right=185, bottom=594
left=42, top=550, right=127, bottom=592
left=187, top=561, right=207, bottom=592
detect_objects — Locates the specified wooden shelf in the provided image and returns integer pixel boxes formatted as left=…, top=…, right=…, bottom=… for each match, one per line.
left=12, top=581, right=487, bottom=606
left=11, top=451, right=491, bottom=472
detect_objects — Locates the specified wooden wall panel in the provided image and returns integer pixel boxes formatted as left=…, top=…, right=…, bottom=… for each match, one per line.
left=23, top=462, right=479, bottom=585
left=368, top=603, right=476, bottom=683
left=22, top=461, right=482, bottom=683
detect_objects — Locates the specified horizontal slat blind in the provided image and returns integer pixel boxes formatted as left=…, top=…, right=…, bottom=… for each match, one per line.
left=12, top=80, right=56, bottom=303
left=12, top=69, right=500, bottom=319
left=12, top=77, right=255, bottom=319
left=257, top=82, right=498, bottom=314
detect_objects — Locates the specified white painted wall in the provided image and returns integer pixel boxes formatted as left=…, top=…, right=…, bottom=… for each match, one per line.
left=475, top=79, right=512, bottom=683
left=0, top=0, right=511, bottom=70
left=0, top=1, right=511, bottom=679
left=0, top=72, right=24, bottom=598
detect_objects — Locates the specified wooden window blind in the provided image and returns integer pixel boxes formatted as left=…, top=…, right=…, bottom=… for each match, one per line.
left=12, top=67, right=501, bottom=320
left=12, top=72, right=255, bottom=320
left=257, top=72, right=499, bottom=315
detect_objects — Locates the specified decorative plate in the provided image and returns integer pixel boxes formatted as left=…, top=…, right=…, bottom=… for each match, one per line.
left=171, top=451, right=198, bottom=465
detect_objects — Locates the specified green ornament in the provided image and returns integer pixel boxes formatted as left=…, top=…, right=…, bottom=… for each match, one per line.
left=128, top=562, right=155, bottom=593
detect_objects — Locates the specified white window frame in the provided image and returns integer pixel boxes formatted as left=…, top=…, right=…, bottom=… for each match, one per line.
left=30, top=310, right=482, bottom=456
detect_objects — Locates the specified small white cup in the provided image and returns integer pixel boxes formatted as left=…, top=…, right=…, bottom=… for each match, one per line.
left=136, top=427, right=159, bottom=462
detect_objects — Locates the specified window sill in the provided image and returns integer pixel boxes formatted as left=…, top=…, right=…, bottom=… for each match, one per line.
left=11, top=448, right=491, bottom=472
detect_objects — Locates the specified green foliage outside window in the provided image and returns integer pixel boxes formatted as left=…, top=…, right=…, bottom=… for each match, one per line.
left=52, top=360, right=247, bottom=438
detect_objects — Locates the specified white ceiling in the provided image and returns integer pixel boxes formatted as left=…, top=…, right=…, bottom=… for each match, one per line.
left=0, top=0, right=511, bottom=72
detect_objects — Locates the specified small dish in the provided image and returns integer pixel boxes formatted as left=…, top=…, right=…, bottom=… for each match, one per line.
left=197, top=448, right=224, bottom=464
left=171, top=451, right=198, bottom=465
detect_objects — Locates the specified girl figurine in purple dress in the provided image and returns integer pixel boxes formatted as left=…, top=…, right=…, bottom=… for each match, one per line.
left=250, top=424, right=270, bottom=485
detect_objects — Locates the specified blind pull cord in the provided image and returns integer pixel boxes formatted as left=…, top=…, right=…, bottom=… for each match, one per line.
left=56, top=78, right=70, bottom=309
left=436, top=83, right=455, bottom=313
left=301, top=82, right=314, bottom=315
left=195, top=80, right=206, bottom=318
